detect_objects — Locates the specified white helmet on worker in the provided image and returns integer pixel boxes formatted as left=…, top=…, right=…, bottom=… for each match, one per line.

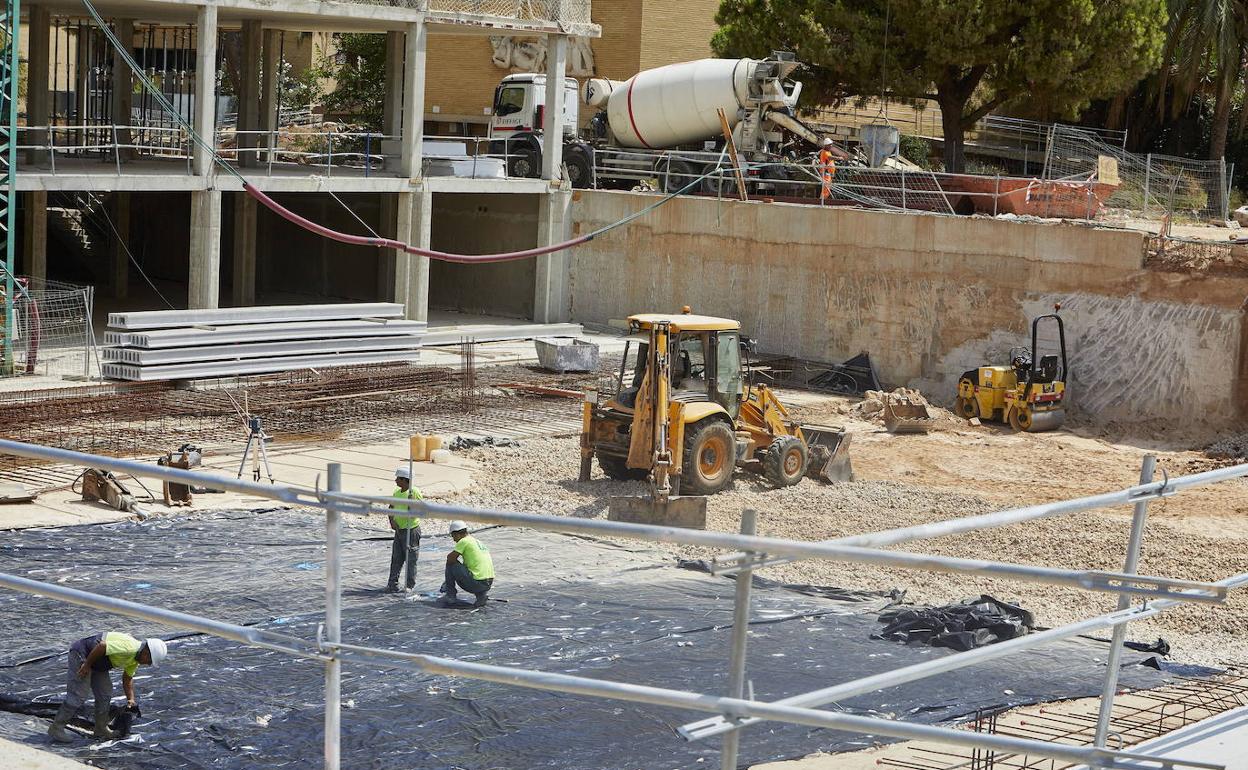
left=448, top=520, right=469, bottom=535
left=395, top=467, right=412, bottom=480
left=144, top=638, right=168, bottom=667
left=821, top=137, right=834, bottom=147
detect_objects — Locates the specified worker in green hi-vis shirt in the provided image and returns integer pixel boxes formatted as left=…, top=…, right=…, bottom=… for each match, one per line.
left=387, top=467, right=423, bottom=593
left=48, top=631, right=168, bottom=743
left=439, top=520, right=495, bottom=608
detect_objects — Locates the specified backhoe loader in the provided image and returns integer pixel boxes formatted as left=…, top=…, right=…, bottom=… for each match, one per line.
left=579, top=310, right=851, bottom=528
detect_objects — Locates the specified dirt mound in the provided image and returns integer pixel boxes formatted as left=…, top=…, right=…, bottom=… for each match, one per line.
left=852, top=388, right=966, bottom=432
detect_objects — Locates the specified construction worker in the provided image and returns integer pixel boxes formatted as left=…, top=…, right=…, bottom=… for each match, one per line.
left=819, top=137, right=837, bottom=203
left=440, top=521, right=494, bottom=608
left=387, top=467, right=423, bottom=593
left=48, top=632, right=167, bottom=743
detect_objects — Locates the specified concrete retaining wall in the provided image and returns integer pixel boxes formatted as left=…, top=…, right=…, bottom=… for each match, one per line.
left=568, top=191, right=1248, bottom=428
left=430, top=193, right=537, bottom=319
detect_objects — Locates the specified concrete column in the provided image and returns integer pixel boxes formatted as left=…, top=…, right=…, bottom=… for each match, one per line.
left=112, top=19, right=135, bottom=161
left=193, top=4, right=219, bottom=177
left=25, top=5, right=51, bottom=165
left=533, top=189, right=571, bottom=322
left=111, top=193, right=131, bottom=299
left=22, top=192, right=48, bottom=282
left=232, top=193, right=257, bottom=306
left=238, top=20, right=262, bottom=168
left=260, top=29, right=281, bottom=164
left=377, top=194, right=397, bottom=301
left=383, top=31, right=404, bottom=139
left=391, top=186, right=431, bottom=320
left=399, top=21, right=426, bottom=178
left=189, top=190, right=223, bottom=309
left=541, top=34, right=567, bottom=181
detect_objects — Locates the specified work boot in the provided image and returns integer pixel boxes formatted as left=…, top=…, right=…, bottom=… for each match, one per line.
left=384, top=584, right=401, bottom=594
left=93, top=701, right=118, bottom=741
left=473, top=593, right=489, bottom=608
left=47, top=703, right=75, bottom=744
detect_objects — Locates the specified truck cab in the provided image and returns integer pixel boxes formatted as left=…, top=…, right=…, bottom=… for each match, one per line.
left=487, top=74, right=579, bottom=141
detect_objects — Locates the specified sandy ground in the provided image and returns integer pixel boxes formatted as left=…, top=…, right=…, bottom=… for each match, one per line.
left=443, top=398, right=1248, bottom=668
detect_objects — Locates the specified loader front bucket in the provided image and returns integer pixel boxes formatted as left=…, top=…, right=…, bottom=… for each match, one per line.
left=802, top=425, right=854, bottom=482
left=882, top=397, right=936, bottom=435
left=608, top=495, right=708, bottom=529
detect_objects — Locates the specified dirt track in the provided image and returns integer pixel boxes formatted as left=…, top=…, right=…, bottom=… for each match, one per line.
left=450, top=393, right=1248, bottom=667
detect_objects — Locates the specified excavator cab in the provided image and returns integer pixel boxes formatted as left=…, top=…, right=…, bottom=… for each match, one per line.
left=955, top=309, right=1069, bottom=432
left=580, top=309, right=851, bottom=528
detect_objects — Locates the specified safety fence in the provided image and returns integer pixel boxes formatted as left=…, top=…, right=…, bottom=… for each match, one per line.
left=1044, top=125, right=1231, bottom=223
left=0, top=437, right=1243, bottom=770
left=0, top=277, right=98, bottom=379
left=16, top=125, right=520, bottom=180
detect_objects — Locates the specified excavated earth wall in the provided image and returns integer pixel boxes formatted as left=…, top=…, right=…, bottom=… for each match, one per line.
left=568, top=191, right=1248, bottom=430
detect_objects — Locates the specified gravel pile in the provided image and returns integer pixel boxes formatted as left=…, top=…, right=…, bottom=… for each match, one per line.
left=441, top=436, right=1248, bottom=668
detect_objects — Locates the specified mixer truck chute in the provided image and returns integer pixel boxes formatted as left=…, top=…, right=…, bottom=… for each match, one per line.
left=485, top=54, right=841, bottom=195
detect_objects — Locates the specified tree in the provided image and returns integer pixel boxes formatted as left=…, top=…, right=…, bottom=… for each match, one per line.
left=1158, top=0, right=1246, bottom=160
left=309, top=33, right=388, bottom=130
left=713, top=0, right=1167, bottom=171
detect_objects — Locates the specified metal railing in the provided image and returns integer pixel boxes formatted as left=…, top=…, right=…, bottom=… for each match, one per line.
left=0, top=438, right=1242, bottom=770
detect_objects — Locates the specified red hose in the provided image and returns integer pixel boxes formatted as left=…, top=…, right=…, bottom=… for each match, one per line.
left=244, top=183, right=595, bottom=263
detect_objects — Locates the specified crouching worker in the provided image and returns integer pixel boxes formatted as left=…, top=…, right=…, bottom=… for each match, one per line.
left=49, top=632, right=167, bottom=743
left=440, top=521, right=494, bottom=608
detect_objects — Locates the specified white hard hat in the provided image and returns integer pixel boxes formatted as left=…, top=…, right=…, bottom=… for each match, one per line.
left=395, top=467, right=412, bottom=480
left=144, top=638, right=168, bottom=667
left=448, top=520, right=469, bottom=534
left=821, top=137, right=834, bottom=146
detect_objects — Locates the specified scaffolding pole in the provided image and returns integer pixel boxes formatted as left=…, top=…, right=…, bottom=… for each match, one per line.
left=1, top=0, right=19, bottom=375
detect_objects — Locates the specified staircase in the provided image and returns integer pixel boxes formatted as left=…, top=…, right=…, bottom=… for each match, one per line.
left=47, top=192, right=111, bottom=277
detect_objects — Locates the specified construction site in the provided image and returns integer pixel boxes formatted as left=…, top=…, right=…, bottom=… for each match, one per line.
left=2, top=0, right=1248, bottom=769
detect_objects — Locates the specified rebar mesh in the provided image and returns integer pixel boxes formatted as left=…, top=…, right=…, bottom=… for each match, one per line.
left=1044, top=125, right=1229, bottom=222
left=352, top=0, right=593, bottom=24
left=0, top=277, right=99, bottom=379
left=833, top=167, right=955, bottom=214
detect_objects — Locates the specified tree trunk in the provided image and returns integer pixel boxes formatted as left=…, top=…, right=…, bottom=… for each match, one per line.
left=1210, top=65, right=1235, bottom=161
left=938, top=96, right=967, bottom=173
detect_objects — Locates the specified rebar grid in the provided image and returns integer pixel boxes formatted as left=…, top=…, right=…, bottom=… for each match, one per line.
left=879, top=669, right=1248, bottom=770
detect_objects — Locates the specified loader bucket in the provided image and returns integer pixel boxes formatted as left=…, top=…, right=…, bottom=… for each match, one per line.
left=802, top=425, right=854, bottom=483
left=882, top=396, right=936, bottom=435
left=608, top=495, right=708, bottom=529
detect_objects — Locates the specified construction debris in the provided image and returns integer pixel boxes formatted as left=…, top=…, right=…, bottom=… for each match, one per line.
left=881, top=392, right=936, bottom=434
left=751, top=351, right=882, bottom=396
left=535, top=337, right=600, bottom=373
left=873, top=595, right=1035, bottom=651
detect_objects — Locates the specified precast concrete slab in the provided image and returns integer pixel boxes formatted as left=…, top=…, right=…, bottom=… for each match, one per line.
left=108, top=303, right=405, bottom=329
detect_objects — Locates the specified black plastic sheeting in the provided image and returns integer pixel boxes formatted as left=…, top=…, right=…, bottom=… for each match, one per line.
left=0, top=512, right=1179, bottom=770
left=874, top=595, right=1036, bottom=651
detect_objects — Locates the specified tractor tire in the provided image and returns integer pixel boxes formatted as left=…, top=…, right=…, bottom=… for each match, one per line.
left=954, top=393, right=979, bottom=420
left=762, top=435, right=808, bottom=488
left=681, top=420, right=736, bottom=496
left=1008, top=408, right=1033, bottom=432
left=597, top=452, right=647, bottom=481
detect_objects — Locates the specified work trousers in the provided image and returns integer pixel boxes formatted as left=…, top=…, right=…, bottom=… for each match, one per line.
left=388, top=527, right=420, bottom=589
left=65, top=638, right=112, bottom=710
left=444, top=561, right=493, bottom=598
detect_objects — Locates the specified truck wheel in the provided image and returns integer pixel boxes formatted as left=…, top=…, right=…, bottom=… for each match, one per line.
left=509, top=145, right=540, bottom=178
left=597, top=451, right=647, bottom=481
left=763, top=436, right=808, bottom=488
left=564, top=147, right=593, bottom=188
left=681, top=420, right=736, bottom=495
left=659, top=160, right=696, bottom=194
left=701, top=164, right=738, bottom=197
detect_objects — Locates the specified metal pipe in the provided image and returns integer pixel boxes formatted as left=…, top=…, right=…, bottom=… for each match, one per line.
left=710, top=461, right=1248, bottom=575
left=0, top=440, right=1226, bottom=604
left=1095, top=455, right=1155, bottom=746
left=0, top=571, right=324, bottom=659
left=325, top=463, right=342, bottom=770
left=321, top=641, right=1222, bottom=770
left=721, top=510, right=756, bottom=770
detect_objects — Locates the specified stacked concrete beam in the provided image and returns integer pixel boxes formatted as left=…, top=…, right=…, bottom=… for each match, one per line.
left=101, top=303, right=425, bottom=381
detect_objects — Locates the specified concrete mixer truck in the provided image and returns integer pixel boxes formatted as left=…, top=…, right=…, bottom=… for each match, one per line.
left=486, top=53, right=837, bottom=195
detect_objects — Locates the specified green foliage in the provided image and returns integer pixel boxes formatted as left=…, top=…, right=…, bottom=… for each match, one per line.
left=897, top=134, right=932, bottom=168
left=309, top=33, right=387, bottom=131
left=713, top=0, right=1167, bottom=170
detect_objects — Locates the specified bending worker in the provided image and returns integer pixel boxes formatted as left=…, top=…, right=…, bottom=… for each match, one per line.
left=49, top=632, right=167, bottom=743
left=441, top=521, right=494, bottom=607
left=387, top=467, right=423, bottom=593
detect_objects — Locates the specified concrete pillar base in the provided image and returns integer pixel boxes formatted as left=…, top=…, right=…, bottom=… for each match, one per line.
left=22, top=191, right=48, bottom=282
left=232, top=193, right=258, bottom=306
left=533, top=189, right=572, bottom=323
left=189, top=190, right=223, bottom=309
